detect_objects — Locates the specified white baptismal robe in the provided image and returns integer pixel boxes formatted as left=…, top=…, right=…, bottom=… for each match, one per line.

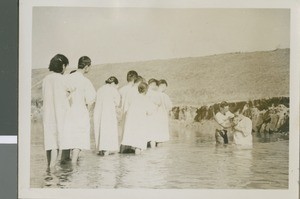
left=233, top=116, right=253, bottom=148
left=119, top=84, right=133, bottom=114
left=156, top=92, right=173, bottom=142
left=94, top=84, right=120, bottom=151
left=123, top=85, right=139, bottom=114
left=146, top=89, right=162, bottom=141
left=42, top=72, right=70, bottom=150
left=60, top=72, right=96, bottom=150
left=121, top=94, right=155, bottom=150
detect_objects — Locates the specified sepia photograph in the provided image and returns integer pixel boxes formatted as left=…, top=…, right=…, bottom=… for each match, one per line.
left=19, top=1, right=299, bottom=199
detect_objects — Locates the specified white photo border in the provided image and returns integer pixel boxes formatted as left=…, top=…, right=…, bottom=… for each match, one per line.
left=19, top=0, right=300, bottom=199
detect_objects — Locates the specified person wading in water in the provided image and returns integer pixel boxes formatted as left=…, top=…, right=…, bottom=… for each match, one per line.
left=214, top=101, right=234, bottom=145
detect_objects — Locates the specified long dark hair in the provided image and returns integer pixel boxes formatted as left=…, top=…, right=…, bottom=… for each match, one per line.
left=48, top=54, right=69, bottom=73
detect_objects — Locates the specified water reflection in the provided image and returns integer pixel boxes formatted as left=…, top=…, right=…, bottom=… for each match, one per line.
left=97, top=155, right=120, bottom=188
left=31, top=120, right=288, bottom=189
left=43, top=169, right=59, bottom=187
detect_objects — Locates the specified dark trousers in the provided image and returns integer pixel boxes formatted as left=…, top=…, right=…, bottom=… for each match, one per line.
left=215, top=129, right=229, bottom=144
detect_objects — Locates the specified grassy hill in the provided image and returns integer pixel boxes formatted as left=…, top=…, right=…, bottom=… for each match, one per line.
left=31, top=49, right=289, bottom=106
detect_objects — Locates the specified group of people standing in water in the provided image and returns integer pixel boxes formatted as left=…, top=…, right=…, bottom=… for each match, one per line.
left=42, top=54, right=172, bottom=168
left=94, top=69, right=172, bottom=155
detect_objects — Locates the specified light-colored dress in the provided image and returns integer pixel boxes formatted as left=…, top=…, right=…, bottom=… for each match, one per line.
left=156, top=92, right=173, bottom=142
left=94, top=84, right=120, bottom=151
left=121, top=94, right=155, bottom=150
left=119, top=84, right=132, bottom=114
left=118, top=84, right=135, bottom=142
left=146, top=89, right=162, bottom=142
left=42, top=73, right=70, bottom=150
left=60, top=72, right=96, bottom=150
left=123, top=85, right=139, bottom=114
left=233, top=116, right=253, bottom=148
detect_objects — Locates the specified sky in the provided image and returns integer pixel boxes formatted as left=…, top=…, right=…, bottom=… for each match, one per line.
left=32, top=8, right=290, bottom=69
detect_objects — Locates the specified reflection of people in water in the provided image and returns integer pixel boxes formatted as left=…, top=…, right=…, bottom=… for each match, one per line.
left=231, top=106, right=253, bottom=149
left=214, top=101, right=234, bottom=145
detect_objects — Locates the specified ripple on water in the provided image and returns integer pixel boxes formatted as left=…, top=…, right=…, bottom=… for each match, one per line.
left=30, top=121, right=289, bottom=189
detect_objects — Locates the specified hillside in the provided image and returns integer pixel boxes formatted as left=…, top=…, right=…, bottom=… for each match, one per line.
left=31, top=49, right=289, bottom=106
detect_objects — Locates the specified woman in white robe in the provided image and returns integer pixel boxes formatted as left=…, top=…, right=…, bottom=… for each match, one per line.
left=42, top=54, right=70, bottom=168
left=119, top=76, right=144, bottom=153
left=119, top=71, right=138, bottom=114
left=60, top=56, right=96, bottom=163
left=121, top=82, right=155, bottom=154
left=156, top=79, right=173, bottom=143
left=123, top=76, right=143, bottom=114
left=146, top=78, right=162, bottom=147
left=94, top=76, right=120, bottom=155
left=232, top=107, right=253, bottom=149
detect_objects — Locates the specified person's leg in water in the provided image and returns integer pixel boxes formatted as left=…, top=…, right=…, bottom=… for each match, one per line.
left=46, top=149, right=58, bottom=168
left=120, top=145, right=135, bottom=153
left=150, top=141, right=156, bottom=148
left=222, top=130, right=229, bottom=144
left=103, top=150, right=109, bottom=156
left=156, top=142, right=163, bottom=147
left=215, top=129, right=223, bottom=145
left=120, top=145, right=127, bottom=153
left=135, top=148, right=141, bottom=154
left=61, top=149, right=71, bottom=162
left=71, top=148, right=81, bottom=163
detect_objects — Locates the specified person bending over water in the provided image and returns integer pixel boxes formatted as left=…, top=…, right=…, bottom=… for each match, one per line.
left=42, top=54, right=70, bottom=168
left=119, top=76, right=144, bottom=153
left=60, top=56, right=96, bottom=164
left=94, top=76, right=120, bottom=156
left=214, top=101, right=234, bottom=145
left=231, top=106, right=253, bottom=149
left=121, top=82, right=156, bottom=154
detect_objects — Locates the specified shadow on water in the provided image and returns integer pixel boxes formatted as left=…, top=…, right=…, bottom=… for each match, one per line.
left=31, top=119, right=288, bottom=189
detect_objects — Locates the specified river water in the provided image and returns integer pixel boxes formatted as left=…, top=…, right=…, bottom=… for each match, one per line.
left=30, top=120, right=288, bottom=189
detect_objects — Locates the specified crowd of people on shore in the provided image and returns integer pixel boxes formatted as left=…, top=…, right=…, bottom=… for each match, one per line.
left=42, top=54, right=172, bottom=168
